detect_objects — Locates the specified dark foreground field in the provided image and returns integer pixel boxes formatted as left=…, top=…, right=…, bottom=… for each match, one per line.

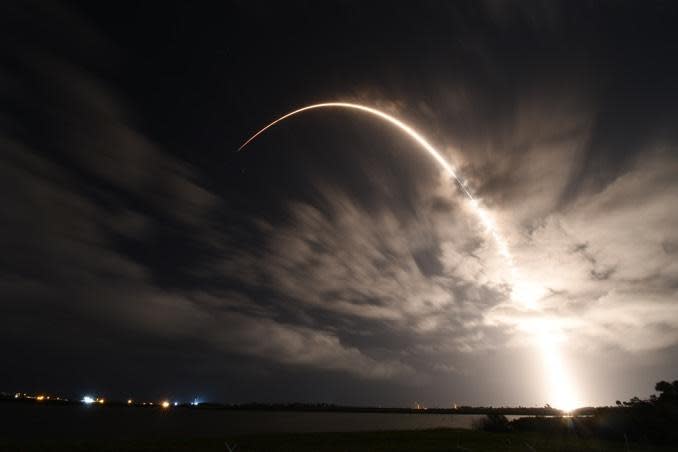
left=1, top=429, right=674, bottom=452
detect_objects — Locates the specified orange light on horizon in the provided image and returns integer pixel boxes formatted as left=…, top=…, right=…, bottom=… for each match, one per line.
left=161, top=400, right=170, bottom=409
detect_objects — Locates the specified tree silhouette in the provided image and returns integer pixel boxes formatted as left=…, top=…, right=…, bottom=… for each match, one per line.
left=654, top=380, right=678, bottom=403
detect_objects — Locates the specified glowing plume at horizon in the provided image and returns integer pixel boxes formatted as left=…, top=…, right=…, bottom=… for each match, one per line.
left=238, top=101, right=580, bottom=410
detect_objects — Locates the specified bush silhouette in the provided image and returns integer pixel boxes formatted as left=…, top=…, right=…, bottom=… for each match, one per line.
left=505, top=380, right=678, bottom=445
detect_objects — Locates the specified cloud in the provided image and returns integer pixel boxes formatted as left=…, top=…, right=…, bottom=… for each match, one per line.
left=8, top=46, right=672, bottom=391
left=4, top=0, right=678, bottom=406
left=0, top=12, right=416, bottom=383
left=482, top=148, right=678, bottom=353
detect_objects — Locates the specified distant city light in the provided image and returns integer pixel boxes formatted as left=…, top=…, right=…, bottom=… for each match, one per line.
left=36, top=395, right=45, bottom=401
left=173, top=402, right=178, bottom=406
left=98, top=398, right=105, bottom=404
left=161, top=400, right=170, bottom=408
left=191, top=398, right=200, bottom=406
left=127, top=399, right=133, bottom=405
left=82, top=396, right=95, bottom=404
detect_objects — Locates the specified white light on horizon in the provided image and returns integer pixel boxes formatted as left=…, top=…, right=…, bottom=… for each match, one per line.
left=82, top=396, right=95, bottom=404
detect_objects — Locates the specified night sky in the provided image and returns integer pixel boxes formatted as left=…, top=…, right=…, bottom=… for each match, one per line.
left=2, top=1, right=678, bottom=408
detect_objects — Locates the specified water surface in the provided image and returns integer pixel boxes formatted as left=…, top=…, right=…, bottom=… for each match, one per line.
left=1, top=404, right=495, bottom=439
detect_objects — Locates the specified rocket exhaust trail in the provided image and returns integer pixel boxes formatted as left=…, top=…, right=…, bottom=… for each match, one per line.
left=238, top=102, right=508, bottom=260
left=239, top=103, right=475, bottom=198
left=238, top=101, right=580, bottom=410
left=238, top=102, right=512, bottom=265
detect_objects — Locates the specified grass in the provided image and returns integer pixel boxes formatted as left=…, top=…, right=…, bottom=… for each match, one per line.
left=1, top=429, right=675, bottom=452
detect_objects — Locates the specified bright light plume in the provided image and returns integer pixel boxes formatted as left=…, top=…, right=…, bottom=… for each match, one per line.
left=82, top=396, right=95, bottom=404
left=240, top=101, right=582, bottom=410
left=161, top=400, right=170, bottom=409
left=540, top=337, right=580, bottom=412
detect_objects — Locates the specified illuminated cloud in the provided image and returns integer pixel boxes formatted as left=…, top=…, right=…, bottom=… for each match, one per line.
left=2, top=0, right=678, bottom=408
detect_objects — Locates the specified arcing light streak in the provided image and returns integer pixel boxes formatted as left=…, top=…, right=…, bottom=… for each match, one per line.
left=239, top=103, right=510, bottom=255
left=240, top=103, right=471, bottom=193
left=239, top=101, right=579, bottom=410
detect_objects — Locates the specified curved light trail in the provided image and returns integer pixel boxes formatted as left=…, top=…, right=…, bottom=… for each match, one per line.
left=240, top=103, right=470, bottom=194
left=239, top=101, right=580, bottom=411
left=239, top=103, right=511, bottom=259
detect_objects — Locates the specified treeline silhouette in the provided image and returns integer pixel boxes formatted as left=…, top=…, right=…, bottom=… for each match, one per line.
left=0, top=394, right=563, bottom=416
left=478, top=380, right=678, bottom=445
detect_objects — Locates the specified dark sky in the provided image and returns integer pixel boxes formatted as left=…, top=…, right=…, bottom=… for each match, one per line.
left=2, top=1, right=678, bottom=408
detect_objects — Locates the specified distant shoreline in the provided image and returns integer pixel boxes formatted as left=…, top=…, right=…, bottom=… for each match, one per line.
left=0, top=396, right=594, bottom=416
